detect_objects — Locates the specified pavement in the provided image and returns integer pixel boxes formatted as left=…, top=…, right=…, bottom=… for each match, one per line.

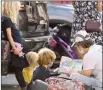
left=1, top=74, right=20, bottom=90
left=1, top=85, right=20, bottom=90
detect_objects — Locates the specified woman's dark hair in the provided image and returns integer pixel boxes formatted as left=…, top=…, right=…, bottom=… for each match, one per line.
left=76, top=39, right=93, bottom=48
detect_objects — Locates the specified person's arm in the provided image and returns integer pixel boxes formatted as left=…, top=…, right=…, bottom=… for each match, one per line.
left=81, top=70, right=92, bottom=77
left=33, top=68, right=49, bottom=81
left=6, top=28, right=16, bottom=50
left=6, top=28, right=20, bottom=55
left=81, top=54, right=96, bottom=77
left=4, top=17, right=20, bottom=55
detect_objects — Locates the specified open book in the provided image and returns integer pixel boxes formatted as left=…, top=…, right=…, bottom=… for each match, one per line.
left=58, top=56, right=83, bottom=74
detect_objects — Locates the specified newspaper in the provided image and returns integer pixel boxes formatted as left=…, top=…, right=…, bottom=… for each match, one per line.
left=58, top=56, right=83, bottom=74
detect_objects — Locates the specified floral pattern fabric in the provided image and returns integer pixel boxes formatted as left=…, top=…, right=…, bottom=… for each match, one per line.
left=71, top=1, right=102, bottom=45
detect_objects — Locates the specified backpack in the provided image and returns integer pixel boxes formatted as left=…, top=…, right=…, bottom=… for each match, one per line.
left=46, top=76, right=95, bottom=90
left=45, top=77, right=84, bottom=90
left=27, top=79, right=48, bottom=90
left=27, top=77, right=95, bottom=90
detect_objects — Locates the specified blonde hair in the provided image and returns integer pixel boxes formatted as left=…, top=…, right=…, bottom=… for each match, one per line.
left=38, top=48, right=56, bottom=66
left=26, top=51, right=38, bottom=69
left=2, top=1, right=21, bottom=24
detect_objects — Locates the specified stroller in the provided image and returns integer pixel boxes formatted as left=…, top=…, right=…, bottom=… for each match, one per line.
left=44, top=24, right=79, bottom=60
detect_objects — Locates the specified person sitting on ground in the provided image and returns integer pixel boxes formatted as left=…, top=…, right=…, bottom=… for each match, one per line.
left=32, top=48, right=56, bottom=81
left=23, top=51, right=38, bottom=84
left=69, top=30, right=102, bottom=90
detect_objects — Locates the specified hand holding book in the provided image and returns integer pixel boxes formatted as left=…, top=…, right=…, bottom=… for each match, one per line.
left=58, top=56, right=83, bottom=75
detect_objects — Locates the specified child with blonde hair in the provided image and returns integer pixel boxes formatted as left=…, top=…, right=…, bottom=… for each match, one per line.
left=32, top=48, right=56, bottom=81
left=23, top=51, right=38, bottom=84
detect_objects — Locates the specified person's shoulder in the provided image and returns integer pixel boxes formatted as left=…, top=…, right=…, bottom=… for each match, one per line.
left=89, top=44, right=102, bottom=53
left=38, top=66, right=47, bottom=72
left=83, top=45, right=101, bottom=61
left=34, top=66, right=48, bottom=74
left=2, top=15, right=12, bottom=22
left=33, top=67, right=40, bottom=74
left=33, top=67, right=43, bottom=77
left=2, top=15, right=10, bottom=20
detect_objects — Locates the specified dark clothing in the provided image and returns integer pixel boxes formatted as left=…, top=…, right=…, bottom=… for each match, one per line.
left=33, top=66, right=50, bottom=81
left=1, top=15, right=22, bottom=44
left=14, top=67, right=26, bottom=88
left=1, top=15, right=29, bottom=68
left=11, top=52, right=29, bottom=68
left=1, top=15, right=29, bottom=88
left=71, top=1, right=102, bottom=45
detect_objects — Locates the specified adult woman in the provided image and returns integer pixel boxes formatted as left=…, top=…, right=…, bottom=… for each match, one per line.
left=70, top=30, right=102, bottom=90
left=1, top=1, right=29, bottom=90
left=71, top=1, right=102, bottom=45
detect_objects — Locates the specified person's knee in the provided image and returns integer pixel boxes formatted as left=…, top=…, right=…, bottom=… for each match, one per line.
left=70, top=73, right=102, bottom=88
